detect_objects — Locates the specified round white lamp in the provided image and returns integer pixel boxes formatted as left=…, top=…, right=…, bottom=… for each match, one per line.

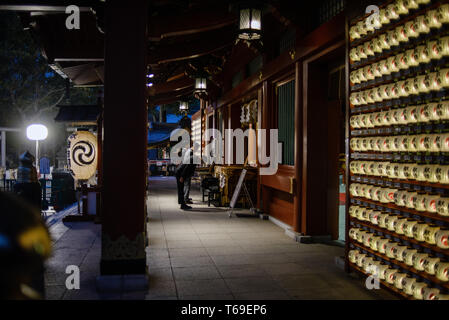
left=26, top=124, right=48, bottom=171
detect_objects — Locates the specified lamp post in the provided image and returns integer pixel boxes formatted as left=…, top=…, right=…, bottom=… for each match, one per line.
left=26, top=124, right=48, bottom=172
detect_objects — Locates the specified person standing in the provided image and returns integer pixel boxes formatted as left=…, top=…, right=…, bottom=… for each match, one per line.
left=175, top=149, right=196, bottom=210
left=183, top=148, right=193, bottom=204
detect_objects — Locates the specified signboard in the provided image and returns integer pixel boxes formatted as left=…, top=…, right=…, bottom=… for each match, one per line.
left=229, top=169, right=247, bottom=209
left=39, top=157, right=51, bottom=175
left=67, top=131, right=97, bottom=180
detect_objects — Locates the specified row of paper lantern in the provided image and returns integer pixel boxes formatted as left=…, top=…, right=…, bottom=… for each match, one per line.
left=349, top=13, right=449, bottom=63
left=349, top=205, right=449, bottom=249
left=349, top=0, right=434, bottom=41
left=350, top=227, right=446, bottom=267
left=349, top=228, right=448, bottom=278
left=350, top=12, right=449, bottom=63
left=350, top=133, right=449, bottom=153
left=349, top=183, right=449, bottom=216
left=350, top=70, right=449, bottom=106
left=349, top=248, right=448, bottom=300
left=350, top=161, right=449, bottom=183
left=351, top=37, right=449, bottom=84
left=350, top=103, right=449, bottom=128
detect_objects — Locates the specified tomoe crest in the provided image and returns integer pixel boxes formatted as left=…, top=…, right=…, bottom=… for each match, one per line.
left=67, top=131, right=98, bottom=180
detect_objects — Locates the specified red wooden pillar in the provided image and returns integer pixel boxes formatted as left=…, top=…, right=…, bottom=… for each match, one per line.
left=100, top=1, right=148, bottom=275
left=293, top=62, right=302, bottom=233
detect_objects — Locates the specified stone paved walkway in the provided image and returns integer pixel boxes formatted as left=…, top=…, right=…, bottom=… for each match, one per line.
left=44, top=176, right=397, bottom=300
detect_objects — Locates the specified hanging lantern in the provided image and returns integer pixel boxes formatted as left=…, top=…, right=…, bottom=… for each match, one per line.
left=194, top=77, right=207, bottom=93
left=238, top=5, right=262, bottom=41
left=179, top=101, right=189, bottom=111
left=67, top=130, right=98, bottom=181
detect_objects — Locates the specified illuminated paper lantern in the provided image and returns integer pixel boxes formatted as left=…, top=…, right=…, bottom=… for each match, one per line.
left=405, top=0, right=419, bottom=10
left=350, top=71, right=359, bottom=84
left=67, top=130, right=98, bottom=180
left=372, top=62, right=383, bottom=78
left=378, top=33, right=390, bottom=51
left=426, top=102, right=440, bottom=121
left=364, top=65, right=375, bottom=81
left=405, top=20, right=419, bottom=39
left=396, top=0, right=409, bottom=15
left=437, top=68, right=449, bottom=88
left=428, top=40, right=442, bottom=61
left=386, top=4, right=400, bottom=21
left=379, top=9, right=390, bottom=25
left=413, top=165, right=424, bottom=181
left=372, top=38, right=382, bottom=54
left=435, top=230, right=449, bottom=250
left=349, top=48, right=360, bottom=62
left=395, top=53, right=408, bottom=71
left=387, top=56, right=399, bottom=73
left=435, top=262, right=449, bottom=282
left=415, top=45, right=430, bottom=64
left=436, top=165, right=449, bottom=183
left=436, top=101, right=449, bottom=120
left=396, top=25, right=408, bottom=43
left=356, top=21, right=367, bottom=37
left=438, top=4, right=449, bottom=24
left=357, top=45, right=367, bottom=60
left=414, top=15, right=430, bottom=35
left=426, top=9, right=442, bottom=29
left=386, top=29, right=400, bottom=47
left=424, top=225, right=440, bottom=245
left=363, top=41, right=375, bottom=57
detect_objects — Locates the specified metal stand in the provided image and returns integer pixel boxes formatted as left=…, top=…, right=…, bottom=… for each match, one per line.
left=228, top=182, right=256, bottom=218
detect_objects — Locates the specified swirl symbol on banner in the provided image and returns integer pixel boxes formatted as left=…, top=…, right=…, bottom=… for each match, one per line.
left=72, top=140, right=95, bottom=166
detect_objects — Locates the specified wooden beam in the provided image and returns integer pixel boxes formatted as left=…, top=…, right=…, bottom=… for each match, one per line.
left=148, top=27, right=235, bottom=65
left=149, top=9, right=236, bottom=41
left=0, top=1, right=92, bottom=12
left=149, top=87, right=194, bottom=106
left=148, top=76, right=194, bottom=96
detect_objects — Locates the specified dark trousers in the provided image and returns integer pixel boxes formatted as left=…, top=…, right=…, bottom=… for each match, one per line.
left=176, top=176, right=185, bottom=205
left=184, top=177, right=191, bottom=201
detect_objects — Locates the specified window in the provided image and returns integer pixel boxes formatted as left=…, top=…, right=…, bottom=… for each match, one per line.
left=277, top=80, right=295, bottom=166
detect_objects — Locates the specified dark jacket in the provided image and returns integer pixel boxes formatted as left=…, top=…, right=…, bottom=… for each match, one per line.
left=175, top=163, right=196, bottom=179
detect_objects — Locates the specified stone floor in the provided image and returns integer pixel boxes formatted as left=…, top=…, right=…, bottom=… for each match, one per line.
left=44, top=176, right=397, bottom=300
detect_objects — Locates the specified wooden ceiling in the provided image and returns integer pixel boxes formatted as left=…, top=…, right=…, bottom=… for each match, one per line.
left=0, top=0, right=317, bottom=106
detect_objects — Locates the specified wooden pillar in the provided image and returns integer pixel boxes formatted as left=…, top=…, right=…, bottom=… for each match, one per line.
left=100, top=1, right=148, bottom=275
left=301, top=61, right=309, bottom=235
left=293, top=62, right=302, bottom=233
left=261, top=80, right=270, bottom=213
left=96, top=99, right=103, bottom=222
left=256, top=87, right=263, bottom=209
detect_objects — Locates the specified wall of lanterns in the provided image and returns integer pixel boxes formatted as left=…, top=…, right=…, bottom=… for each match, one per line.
left=348, top=0, right=449, bottom=299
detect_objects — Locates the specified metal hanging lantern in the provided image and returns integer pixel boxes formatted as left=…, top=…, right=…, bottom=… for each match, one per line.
left=238, top=6, right=262, bottom=40
left=194, top=77, right=207, bottom=93
left=179, top=101, right=189, bottom=111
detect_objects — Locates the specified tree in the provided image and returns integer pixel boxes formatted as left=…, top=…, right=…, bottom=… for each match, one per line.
left=0, top=12, right=97, bottom=168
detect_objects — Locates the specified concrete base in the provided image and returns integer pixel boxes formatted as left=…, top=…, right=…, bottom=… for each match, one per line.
left=297, top=235, right=313, bottom=243
left=96, top=274, right=149, bottom=294
left=285, top=229, right=303, bottom=241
